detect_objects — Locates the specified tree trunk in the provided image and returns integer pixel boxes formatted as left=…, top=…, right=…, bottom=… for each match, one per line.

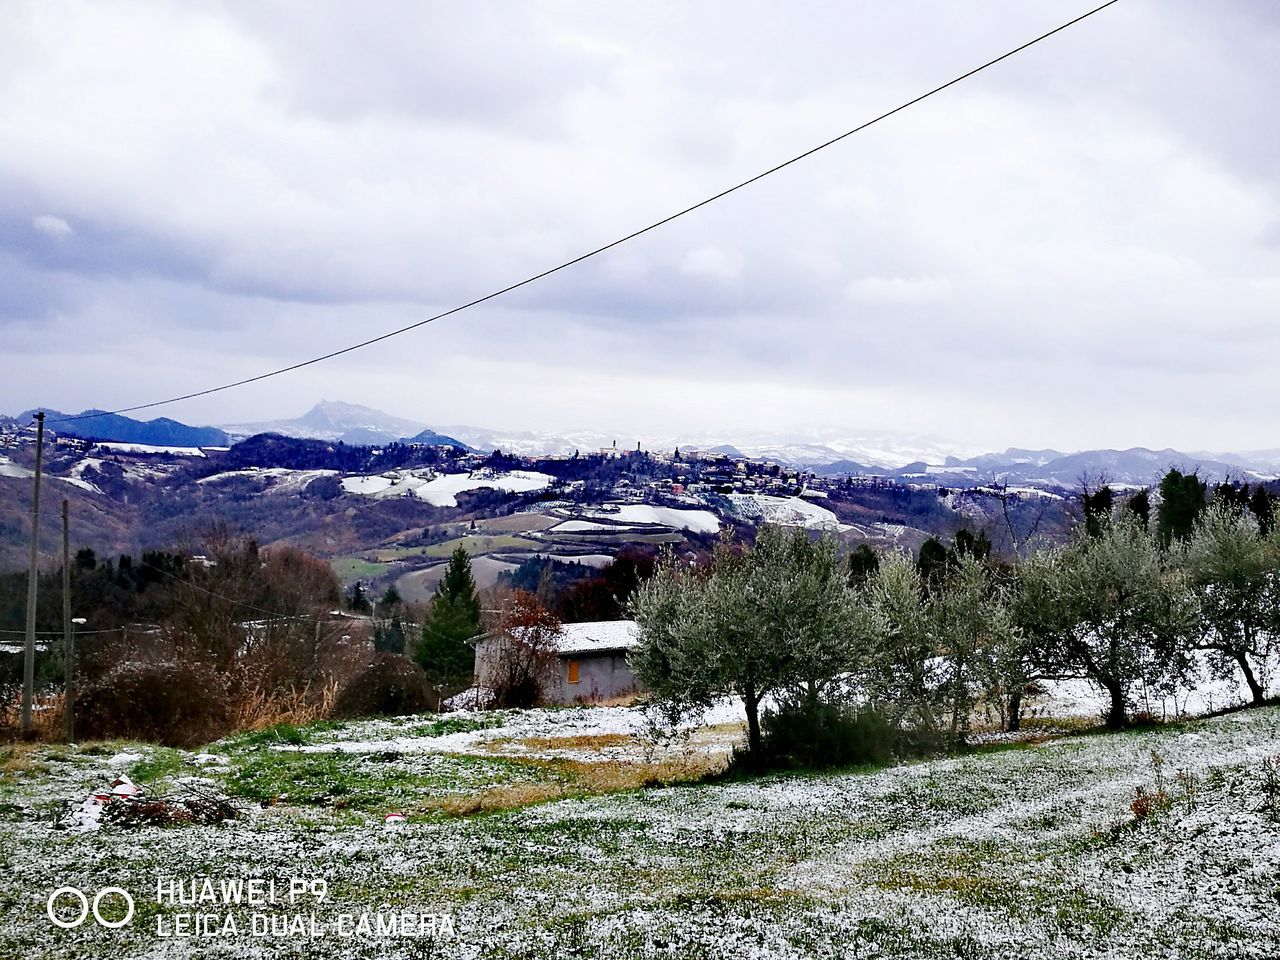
left=1006, top=687, right=1023, bottom=733
left=1103, top=679, right=1128, bottom=729
left=744, top=687, right=762, bottom=759
left=804, top=679, right=818, bottom=705
left=1236, top=652, right=1265, bottom=706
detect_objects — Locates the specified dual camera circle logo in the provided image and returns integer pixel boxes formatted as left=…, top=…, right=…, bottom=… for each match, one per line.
left=47, top=886, right=135, bottom=929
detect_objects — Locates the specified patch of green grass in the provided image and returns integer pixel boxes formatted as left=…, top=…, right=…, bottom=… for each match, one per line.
left=223, top=748, right=557, bottom=812
left=473, top=514, right=558, bottom=533
left=331, top=556, right=392, bottom=583
left=225, top=722, right=309, bottom=748
left=420, top=534, right=541, bottom=559
left=128, top=748, right=184, bottom=784
left=399, top=714, right=505, bottom=738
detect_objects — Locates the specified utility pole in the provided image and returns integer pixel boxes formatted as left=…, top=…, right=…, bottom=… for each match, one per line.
left=21, top=411, right=45, bottom=738
left=62, top=499, right=74, bottom=743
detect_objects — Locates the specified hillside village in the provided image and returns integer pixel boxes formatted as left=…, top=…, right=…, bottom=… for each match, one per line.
left=0, top=411, right=1083, bottom=600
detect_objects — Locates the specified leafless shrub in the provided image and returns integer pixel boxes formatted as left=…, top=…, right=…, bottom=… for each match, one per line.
left=57, top=784, right=243, bottom=829
left=77, top=660, right=231, bottom=747
left=486, top=591, right=560, bottom=708
left=1130, top=751, right=1171, bottom=823
left=332, top=654, right=435, bottom=718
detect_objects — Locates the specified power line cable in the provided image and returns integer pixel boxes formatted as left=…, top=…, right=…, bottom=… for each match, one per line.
left=47, top=0, right=1120, bottom=426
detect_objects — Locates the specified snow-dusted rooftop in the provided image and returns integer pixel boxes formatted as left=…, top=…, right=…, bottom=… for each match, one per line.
left=554, top=620, right=639, bottom=656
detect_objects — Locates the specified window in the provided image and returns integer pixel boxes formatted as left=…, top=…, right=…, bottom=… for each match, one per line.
left=566, top=660, right=580, bottom=684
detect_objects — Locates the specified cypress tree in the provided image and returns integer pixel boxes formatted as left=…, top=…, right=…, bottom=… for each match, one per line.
left=1249, top=485, right=1275, bottom=535
left=1081, top=486, right=1114, bottom=538
left=416, top=547, right=482, bottom=690
left=1126, top=489, right=1151, bottom=529
left=1156, top=468, right=1207, bottom=548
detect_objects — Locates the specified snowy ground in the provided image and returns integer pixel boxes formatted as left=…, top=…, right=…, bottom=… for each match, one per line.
left=340, top=469, right=554, bottom=506
left=725, top=493, right=848, bottom=532
left=584, top=504, right=722, bottom=535
left=92, top=442, right=208, bottom=457
left=1, top=699, right=1277, bottom=959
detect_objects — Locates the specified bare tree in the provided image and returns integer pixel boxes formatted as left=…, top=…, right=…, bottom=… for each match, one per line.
left=487, top=591, right=560, bottom=708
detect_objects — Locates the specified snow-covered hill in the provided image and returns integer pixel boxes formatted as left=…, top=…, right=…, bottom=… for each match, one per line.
left=222, top=401, right=432, bottom=445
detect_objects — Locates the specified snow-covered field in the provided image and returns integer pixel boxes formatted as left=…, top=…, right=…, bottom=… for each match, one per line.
left=2, top=701, right=1277, bottom=959
left=93, top=442, right=208, bottom=457
left=340, top=469, right=554, bottom=506
left=197, top=467, right=340, bottom=494
left=584, top=504, right=722, bottom=534
left=726, top=493, right=847, bottom=531
left=2, top=455, right=105, bottom=493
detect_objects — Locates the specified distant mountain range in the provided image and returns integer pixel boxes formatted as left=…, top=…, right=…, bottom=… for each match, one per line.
left=11, top=400, right=1277, bottom=486
left=963, top=447, right=1258, bottom=487
left=18, top=408, right=230, bottom=448
left=220, top=400, right=465, bottom=447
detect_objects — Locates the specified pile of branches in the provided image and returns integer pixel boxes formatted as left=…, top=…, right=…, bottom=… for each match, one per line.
left=104, top=783, right=240, bottom=829
left=100, top=784, right=242, bottom=828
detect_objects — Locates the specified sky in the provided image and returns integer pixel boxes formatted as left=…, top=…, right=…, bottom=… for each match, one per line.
left=2, top=0, right=1278, bottom=455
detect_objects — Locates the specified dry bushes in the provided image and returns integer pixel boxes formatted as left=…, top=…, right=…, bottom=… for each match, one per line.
left=0, top=688, right=65, bottom=742
left=100, top=786, right=241, bottom=828
left=229, top=679, right=340, bottom=732
left=76, top=661, right=230, bottom=747
left=485, top=591, right=560, bottom=708
left=332, top=654, right=436, bottom=719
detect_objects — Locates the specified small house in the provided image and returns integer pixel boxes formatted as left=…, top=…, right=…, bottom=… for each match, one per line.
left=474, top=619, right=641, bottom=705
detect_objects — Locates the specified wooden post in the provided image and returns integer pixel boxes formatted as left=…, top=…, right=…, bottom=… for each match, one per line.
left=62, top=499, right=74, bottom=743
left=21, top=411, right=45, bottom=738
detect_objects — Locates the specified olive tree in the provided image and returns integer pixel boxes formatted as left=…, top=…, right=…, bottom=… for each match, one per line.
left=1005, top=546, right=1066, bottom=731
left=861, top=551, right=1016, bottom=746
left=1040, top=517, right=1195, bottom=728
left=1182, top=503, right=1279, bottom=706
left=861, top=552, right=943, bottom=738
left=630, top=527, right=860, bottom=758
left=931, top=554, right=1019, bottom=742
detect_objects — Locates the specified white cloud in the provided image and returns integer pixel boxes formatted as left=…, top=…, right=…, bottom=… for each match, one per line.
left=845, top=275, right=950, bottom=305
left=31, top=214, right=73, bottom=239
left=679, top=245, right=743, bottom=283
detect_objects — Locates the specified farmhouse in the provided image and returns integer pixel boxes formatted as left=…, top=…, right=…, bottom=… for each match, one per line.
left=474, top=619, right=641, bottom=705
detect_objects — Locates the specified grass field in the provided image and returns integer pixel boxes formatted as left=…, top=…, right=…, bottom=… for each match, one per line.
left=370, top=535, right=542, bottom=563
left=472, top=514, right=559, bottom=534
left=330, top=557, right=394, bottom=584
left=1, top=704, right=1277, bottom=959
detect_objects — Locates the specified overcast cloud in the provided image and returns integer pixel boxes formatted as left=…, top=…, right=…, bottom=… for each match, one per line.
left=1, top=0, right=1277, bottom=454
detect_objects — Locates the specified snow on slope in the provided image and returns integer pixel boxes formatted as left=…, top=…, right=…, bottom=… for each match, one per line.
left=2, top=455, right=102, bottom=493
left=197, top=467, right=339, bottom=494
left=94, top=442, right=206, bottom=457
left=586, top=504, right=722, bottom=534
left=56, top=475, right=101, bottom=494
left=341, top=470, right=554, bottom=507
left=0, top=456, right=33, bottom=479
left=726, top=494, right=845, bottom=531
